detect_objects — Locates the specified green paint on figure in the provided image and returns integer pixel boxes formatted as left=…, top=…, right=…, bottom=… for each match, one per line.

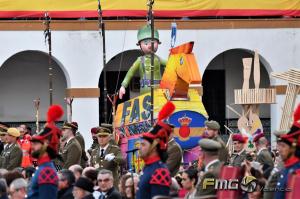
left=119, top=25, right=166, bottom=99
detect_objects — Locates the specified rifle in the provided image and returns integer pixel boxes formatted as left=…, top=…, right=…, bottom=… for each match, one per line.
left=147, top=0, right=155, bottom=125
left=43, top=12, right=53, bottom=106
left=33, top=98, right=40, bottom=133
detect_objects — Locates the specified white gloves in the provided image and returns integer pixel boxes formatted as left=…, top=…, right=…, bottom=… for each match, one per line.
left=104, top=153, right=115, bottom=161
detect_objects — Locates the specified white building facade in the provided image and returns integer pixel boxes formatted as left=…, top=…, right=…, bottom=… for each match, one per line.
left=0, top=19, right=299, bottom=148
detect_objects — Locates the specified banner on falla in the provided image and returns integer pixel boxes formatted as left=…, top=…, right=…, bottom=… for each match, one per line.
left=0, top=0, right=299, bottom=18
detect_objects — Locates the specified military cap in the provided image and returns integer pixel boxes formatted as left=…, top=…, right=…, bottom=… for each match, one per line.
left=62, top=122, right=78, bottom=130
left=100, top=123, right=113, bottom=132
left=205, top=120, right=220, bottom=130
left=71, top=122, right=78, bottom=130
left=7, top=128, right=20, bottom=137
left=0, top=132, right=7, bottom=136
left=91, top=127, right=99, bottom=134
left=232, top=133, right=245, bottom=143
left=199, top=138, right=221, bottom=152
left=30, top=105, right=64, bottom=159
left=253, top=131, right=264, bottom=143
left=0, top=122, right=9, bottom=135
left=273, top=130, right=290, bottom=145
left=96, top=126, right=112, bottom=136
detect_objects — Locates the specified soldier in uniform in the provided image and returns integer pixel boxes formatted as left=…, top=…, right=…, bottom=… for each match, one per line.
left=229, top=133, right=246, bottom=167
left=1, top=128, right=22, bottom=170
left=275, top=105, right=300, bottom=199
left=253, top=132, right=274, bottom=175
left=87, top=127, right=99, bottom=156
left=27, top=105, right=63, bottom=199
left=204, top=120, right=229, bottom=163
left=71, top=122, right=88, bottom=168
left=90, top=126, right=124, bottom=188
left=166, top=133, right=182, bottom=177
left=136, top=117, right=173, bottom=199
left=101, top=123, right=117, bottom=146
left=264, top=130, right=285, bottom=199
left=61, top=122, right=82, bottom=169
left=0, top=122, right=9, bottom=156
left=195, top=139, right=222, bottom=198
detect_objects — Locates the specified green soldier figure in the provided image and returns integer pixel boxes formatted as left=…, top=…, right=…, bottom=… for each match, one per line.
left=229, top=133, right=247, bottom=167
left=90, top=126, right=124, bottom=188
left=204, top=120, right=229, bottom=163
left=195, top=139, right=223, bottom=198
left=118, top=25, right=166, bottom=99
left=1, top=128, right=22, bottom=170
left=61, top=122, right=82, bottom=169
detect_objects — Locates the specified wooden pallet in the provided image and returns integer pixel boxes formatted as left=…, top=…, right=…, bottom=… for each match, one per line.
left=234, top=88, right=276, bottom=104
left=271, top=68, right=300, bottom=131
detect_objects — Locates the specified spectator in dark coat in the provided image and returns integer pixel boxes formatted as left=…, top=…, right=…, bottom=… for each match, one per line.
left=97, top=169, right=122, bottom=199
left=58, top=169, right=75, bottom=199
left=72, top=177, right=94, bottom=199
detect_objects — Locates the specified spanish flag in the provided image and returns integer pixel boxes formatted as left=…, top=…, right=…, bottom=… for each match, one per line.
left=0, top=0, right=299, bottom=18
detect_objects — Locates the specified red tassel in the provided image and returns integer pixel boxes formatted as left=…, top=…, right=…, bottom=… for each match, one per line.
left=47, top=105, right=64, bottom=123
left=294, top=104, right=300, bottom=123
left=158, top=101, right=175, bottom=121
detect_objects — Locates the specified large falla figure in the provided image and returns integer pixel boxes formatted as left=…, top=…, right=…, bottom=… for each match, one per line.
left=118, top=25, right=166, bottom=99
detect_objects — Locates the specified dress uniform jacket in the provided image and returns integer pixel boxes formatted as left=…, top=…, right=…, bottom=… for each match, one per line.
left=75, top=132, right=88, bottom=168
left=0, top=143, right=22, bottom=170
left=213, top=135, right=229, bottom=163
left=256, top=148, right=274, bottom=170
left=136, top=155, right=171, bottom=199
left=229, top=149, right=246, bottom=167
left=0, top=141, right=4, bottom=155
left=196, top=159, right=222, bottom=199
left=87, top=139, right=99, bottom=155
left=0, top=144, right=7, bottom=168
left=275, top=157, right=300, bottom=199
left=27, top=155, right=58, bottom=199
left=90, top=144, right=124, bottom=187
left=61, top=137, right=82, bottom=169
left=166, top=138, right=182, bottom=177
left=101, top=187, right=122, bottom=199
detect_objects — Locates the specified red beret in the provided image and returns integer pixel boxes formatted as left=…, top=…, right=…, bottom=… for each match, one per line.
left=232, top=134, right=245, bottom=143
left=253, top=132, right=264, bottom=143
left=91, top=127, right=98, bottom=134
left=71, top=122, right=78, bottom=129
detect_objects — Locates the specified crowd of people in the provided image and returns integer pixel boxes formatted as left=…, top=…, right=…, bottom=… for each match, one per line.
left=0, top=102, right=298, bottom=199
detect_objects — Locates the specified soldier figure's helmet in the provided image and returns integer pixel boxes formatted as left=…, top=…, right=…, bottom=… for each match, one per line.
left=137, top=25, right=160, bottom=45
